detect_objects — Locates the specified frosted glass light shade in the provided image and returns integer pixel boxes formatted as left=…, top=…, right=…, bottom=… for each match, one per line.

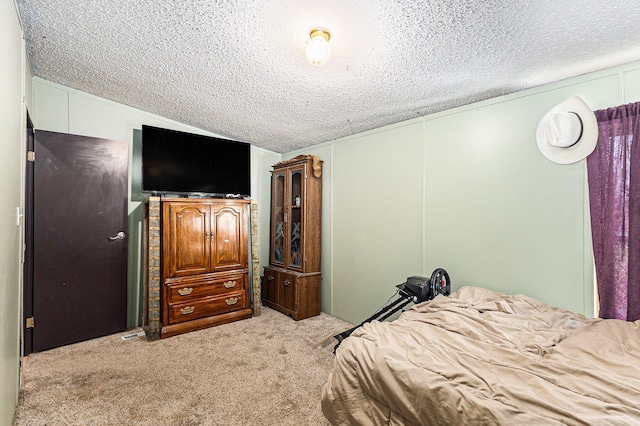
left=305, top=28, right=331, bottom=66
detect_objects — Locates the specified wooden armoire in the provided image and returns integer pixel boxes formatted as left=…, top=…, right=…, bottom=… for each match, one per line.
left=160, top=198, right=252, bottom=338
left=263, top=155, right=322, bottom=320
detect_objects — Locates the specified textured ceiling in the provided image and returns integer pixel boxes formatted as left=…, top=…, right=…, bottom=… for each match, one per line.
left=16, top=0, right=640, bottom=153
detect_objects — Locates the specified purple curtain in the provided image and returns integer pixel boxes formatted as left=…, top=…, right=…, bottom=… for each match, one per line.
left=587, top=102, right=640, bottom=321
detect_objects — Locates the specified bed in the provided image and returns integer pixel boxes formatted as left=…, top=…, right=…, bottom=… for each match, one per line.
left=321, top=286, right=640, bottom=425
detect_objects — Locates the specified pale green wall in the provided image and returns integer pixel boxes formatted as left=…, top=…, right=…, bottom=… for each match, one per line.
left=30, top=78, right=278, bottom=328
left=288, top=61, right=640, bottom=325
left=0, top=0, right=28, bottom=423
left=332, top=123, right=424, bottom=317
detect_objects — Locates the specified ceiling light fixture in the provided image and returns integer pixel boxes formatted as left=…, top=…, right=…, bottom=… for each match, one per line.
left=306, top=27, right=331, bottom=66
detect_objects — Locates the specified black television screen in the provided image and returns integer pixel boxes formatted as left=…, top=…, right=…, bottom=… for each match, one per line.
left=141, top=125, right=250, bottom=197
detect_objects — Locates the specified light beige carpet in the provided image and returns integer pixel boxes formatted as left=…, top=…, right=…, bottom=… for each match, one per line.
left=13, top=307, right=351, bottom=426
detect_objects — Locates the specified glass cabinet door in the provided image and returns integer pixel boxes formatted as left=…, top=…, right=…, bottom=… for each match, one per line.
left=289, top=167, right=303, bottom=269
left=271, top=171, right=286, bottom=266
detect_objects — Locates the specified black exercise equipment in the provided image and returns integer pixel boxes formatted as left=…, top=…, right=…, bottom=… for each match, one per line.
left=333, top=268, right=451, bottom=352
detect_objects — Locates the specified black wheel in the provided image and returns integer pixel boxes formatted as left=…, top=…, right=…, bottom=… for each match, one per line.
left=429, top=268, right=451, bottom=298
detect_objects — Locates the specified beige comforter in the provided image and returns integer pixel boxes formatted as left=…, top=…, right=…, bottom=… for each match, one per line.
left=321, top=286, right=640, bottom=425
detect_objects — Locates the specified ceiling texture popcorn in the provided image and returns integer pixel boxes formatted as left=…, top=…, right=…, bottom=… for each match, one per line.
left=17, top=0, right=640, bottom=153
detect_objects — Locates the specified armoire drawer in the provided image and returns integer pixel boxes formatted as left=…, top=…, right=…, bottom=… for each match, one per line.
left=167, top=274, right=246, bottom=303
left=168, top=291, right=247, bottom=324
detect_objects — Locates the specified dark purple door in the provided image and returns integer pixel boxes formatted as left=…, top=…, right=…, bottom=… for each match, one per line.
left=32, top=130, right=128, bottom=352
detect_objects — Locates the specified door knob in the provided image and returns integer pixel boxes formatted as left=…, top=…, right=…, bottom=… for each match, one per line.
left=109, top=231, right=126, bottom=241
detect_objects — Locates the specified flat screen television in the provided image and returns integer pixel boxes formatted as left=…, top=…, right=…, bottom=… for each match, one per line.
left=141, top=125, right=250, bottom=197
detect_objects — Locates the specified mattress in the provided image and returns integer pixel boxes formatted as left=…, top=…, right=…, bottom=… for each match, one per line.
left=321, top=286, right=640, bottom=425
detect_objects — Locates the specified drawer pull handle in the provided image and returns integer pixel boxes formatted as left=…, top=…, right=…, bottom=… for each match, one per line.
left=284, top=279, right=291, bottom=286
left=180, top=306, right=195, bottom=315
left=267, top=275, right=274, bottom=281
left=223, top=280, right=236, bottom=289
left=225, top=297, right=239, bottom=306
left=177, top=287, right=193, bottom=296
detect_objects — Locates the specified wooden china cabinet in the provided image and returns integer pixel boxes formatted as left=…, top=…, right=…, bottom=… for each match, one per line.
left=263, top=155, right=322, bottom=320
left=160, top=198, right=252, bottom=338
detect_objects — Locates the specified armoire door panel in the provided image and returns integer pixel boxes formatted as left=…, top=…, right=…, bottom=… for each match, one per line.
left=169, top=204, right=210, bottom=277
left=288, top=166, right=305, bottom=271
left=263, top=268, right=279, bottom=304
left=271, top=171, right=286, bottom=267
left=280, top=272, right=297, bottom=311
left=211, top=205, right=246, bottom=271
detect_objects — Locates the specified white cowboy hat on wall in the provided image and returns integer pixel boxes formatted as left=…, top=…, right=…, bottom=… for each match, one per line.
left=536, top=96, right=598, bottom=164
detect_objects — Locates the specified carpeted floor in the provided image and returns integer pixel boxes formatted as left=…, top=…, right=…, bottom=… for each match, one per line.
left=13, top=307, right=351, bottom=426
